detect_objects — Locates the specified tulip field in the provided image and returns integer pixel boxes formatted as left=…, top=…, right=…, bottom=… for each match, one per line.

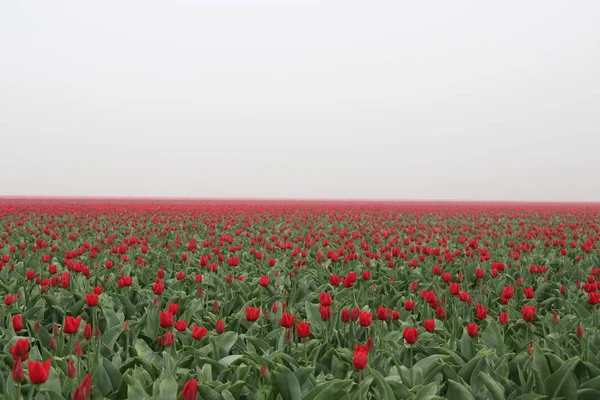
left=2, top=201, right=600, bottom=400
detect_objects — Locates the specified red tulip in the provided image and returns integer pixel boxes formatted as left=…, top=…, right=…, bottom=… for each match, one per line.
left=174, top=320, right=188, bottom=332
left=259, top=275, right=270, bottom=287
left=341, top=309, right=351, bottom=323
left=404, top=300, right=415, bottom=311
left=27, top=359, right=51, bottom=384
left=10, top=338, right=29, bottom=361
left=320, top=306, right=331, bottom=321
left=159, top=311, right=173, bottom=328
left=168, top=303, right=179, bottom=315
left=319, top=292, right=332, bottom=307
left=153, top=280, right=164, bottom=295
left=403, top=327, right=418, bottom=344
left=12, top=314, right=23, bottom=331
left=280, top=312, right=296, bottom=328
left=83, top=323, right=92, bottom=340
left=215, top=319, right=225, bottom=334
left=67, top=360, right=77, bottom=378
left=85, top=293, right=98, bottom=307
left=523, top=287, right=534, bottom=299
left=498, top=312, right=509, bottom=325
left=64, top=316, right=82, bottom=334
left=424, top=319, right=435, bottom=332
left=521, top=305, right=536, bottom=322
left=181, top=379, right=198, bottom=400
left=353, top=345, right=368, bottom=369
left=467, top=323, right=478, bottom=337
left=577, top=325, right=584, bottom=338
left=245, top=307, right=260, bottom=321
left=376, top=306, right=388, bottom=321
left=12, top=359, right=24, bottom=382
left=296, top=321, right=311, bottom=338
left=191, top=324, right=208, bottom=340
left=359, top=311, right=372, bottom=327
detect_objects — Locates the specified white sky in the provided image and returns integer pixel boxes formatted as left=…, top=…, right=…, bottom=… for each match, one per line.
left=1, top=1, right=599, bottom=201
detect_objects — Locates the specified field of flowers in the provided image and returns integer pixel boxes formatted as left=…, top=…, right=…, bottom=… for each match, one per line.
left=1, top=201, right=600, bottom=400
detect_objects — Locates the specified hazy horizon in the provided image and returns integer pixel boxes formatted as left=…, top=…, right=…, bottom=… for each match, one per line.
left=1, top=1, right=599, bottom=202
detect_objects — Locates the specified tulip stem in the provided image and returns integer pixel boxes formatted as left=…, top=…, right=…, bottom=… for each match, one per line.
left=358, top=369, right=363, bottom=400
left=16, top=382, right=21, bottom=400
left=410, top=345, right=414, bottom=388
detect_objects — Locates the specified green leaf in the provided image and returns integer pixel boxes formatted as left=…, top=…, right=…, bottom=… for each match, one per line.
left=479, top=372, right=505, bottom=400
left=217, top=331, right=238, bottom=354
left=156, top=376, right=177, bottom=400
left=100, top=324, right=124, bottom=350
left=531, top=343, right=550, bottom=382
left=543, top=357, right=579, bottom=399
left=447, top=379, right=475, bottom=400
left=301, top=380, right=351, bottom=400
left=102, top=358, right=123, bottom=392
left=369, top=367, right=396, bottom=399
left=93, top=363, right=114, bottom=396
left=578, top=389, right=600, bottom=400
left=219, top=355, right=243, bottom=367
left=125, top=374, right=150, bottom=400
left=482, top=320, right=504, bottom=357
left=274, top=365, right=302, bottom=400
left=460, top=330, right=473, bottom=360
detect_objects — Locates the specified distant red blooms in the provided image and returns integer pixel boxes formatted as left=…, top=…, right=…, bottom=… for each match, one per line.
left=362, top=270, right=371, bottom=280
left=403, top=327, right=418, bottom=344
left=392, top=310, right=400, bottom=320
left=191, top=324, right=208, bottom=340
left=280, top=312, right=296, bottom=328
left=159, top=311, right=173, bottom=328
left=404, top=300, right=415, bottom=311
left=181, top=379, right=198, bottom=400
left=246, top=307, right=260, bottom=321
left=521, top=305, right=536, bottom=322
left=467, top=323, right=479, bottom=337
left=27, top=359, right=51, bottom=384
left=577, top=325, right=584, bottom=338
left=353, top=345, right=368, bottom=369
left=359, top=311, right=372, bottom=327
left=424, top=319, right=435, bottom=332
left=498, top=312, right=509, bottom=325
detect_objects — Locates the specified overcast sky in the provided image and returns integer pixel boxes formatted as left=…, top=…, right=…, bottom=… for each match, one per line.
left=1, top=1, right=599, bottom=201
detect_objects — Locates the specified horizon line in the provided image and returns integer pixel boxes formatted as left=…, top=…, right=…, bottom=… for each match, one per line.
left=0, top=195, right=599, bottom=205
